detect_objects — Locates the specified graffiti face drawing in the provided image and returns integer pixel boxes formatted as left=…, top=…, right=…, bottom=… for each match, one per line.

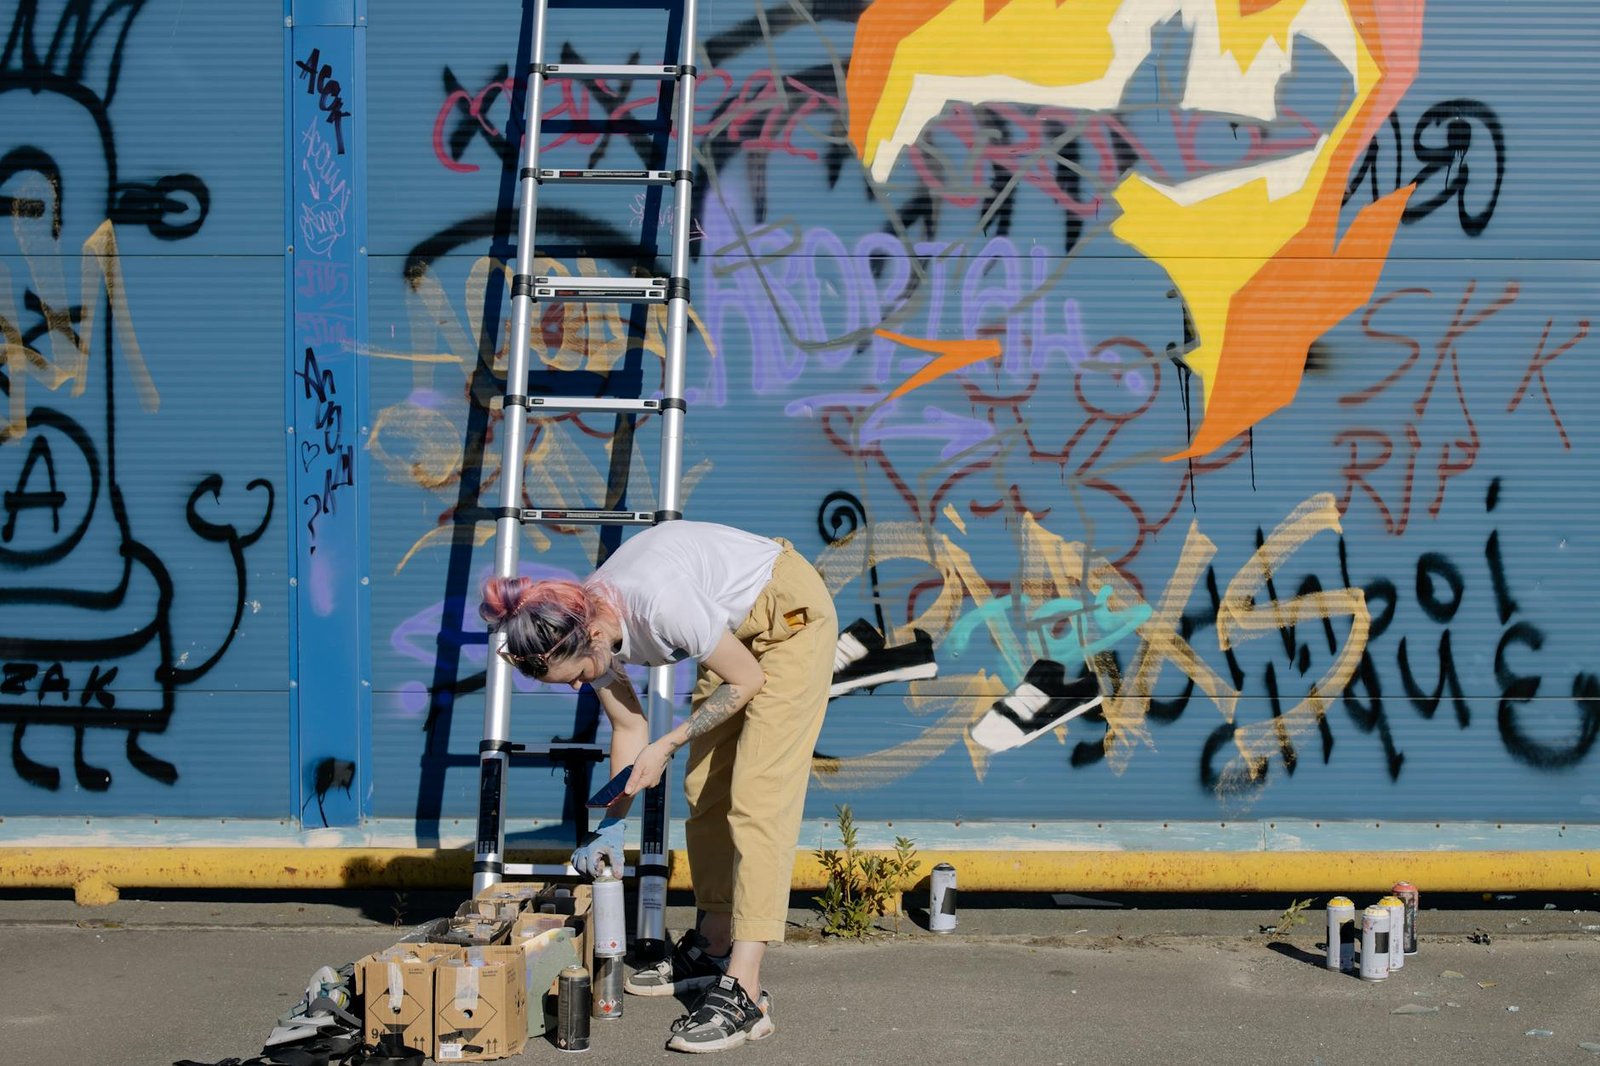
left=0, top=0, right=271, bottom=792
left=847, top=0, right=1425, bottom=458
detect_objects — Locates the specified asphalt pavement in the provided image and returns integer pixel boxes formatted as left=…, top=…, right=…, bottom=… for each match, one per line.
left=2, top=889, right=1597, bottom=1066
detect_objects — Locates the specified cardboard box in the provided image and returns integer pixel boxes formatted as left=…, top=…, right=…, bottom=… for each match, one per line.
left=354, top=943, right=462, bottom=1056
left=456, top=896, right=523, bottom=927
left=472, top=883, right=543, bottom=910
left=532, top=884, right=593, bottom=970
left=434, top=947, right=528, bottom=1061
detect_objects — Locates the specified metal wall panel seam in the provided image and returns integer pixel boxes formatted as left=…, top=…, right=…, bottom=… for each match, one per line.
left=288, top=0, right=366, bottom=828
left=282, top=0, right=302, bottom=823
left=353, top=0, right=373, bottom=824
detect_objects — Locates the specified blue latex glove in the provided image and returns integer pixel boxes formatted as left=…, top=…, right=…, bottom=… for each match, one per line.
left=571, top=816, right=625, bottom=877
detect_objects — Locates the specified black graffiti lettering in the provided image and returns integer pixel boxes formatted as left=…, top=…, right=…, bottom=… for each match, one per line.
left=295, top=48, right=351, bottom=154
left=79, top=665, right=117, bottom=709
left=1491, top=623, right=1596, bottom=769
left=1414, top=552, right=1464, bottom=623
left=1290, top=573, right=1340, bottom=676
left=1342, top=648, right=1404, bottom=781
left=1148, top=614, right=1198, bottom=723
left=1398, top=630, right=1470, bottom=727
left=1263, top=662, right=1298, bottom=776
left=37, top=663, right=69, bottom=702
left=1404, top=99, right=1505, bottom=238
left=295, top=347, right=352, bottom=553
left=1485, top=530, right=1520, bottom=625
left=317, top=397, right=343, bottom=452
left=1343, top=100, right=1505, bottom=236
left=1344, top=112, right=1404, bottom=205
left=2, top=663, right=38, bottom=696
left=2, top=434, right=66, bottom=542
left=297, top=345, right=335, bottom=404
left=1203, top=566, right=1246, bottom=691
left=1199, top=720, right=1268, bottom=793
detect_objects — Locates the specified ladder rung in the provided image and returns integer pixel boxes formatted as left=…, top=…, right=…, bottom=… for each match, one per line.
left=503, top=863, right=578, bottom=877
left=535, top=276, right=667, bottom=303
left=520, top=508, right=656, bottom=525
left=514, top=742, right=608, bottom=759
left=538, top=168, right=674, bottom=185
left=523, top=396, right=660, bottom=414
left=542, top=63, right=680, bottom=80
left=502, top=862, right=636, bottom=878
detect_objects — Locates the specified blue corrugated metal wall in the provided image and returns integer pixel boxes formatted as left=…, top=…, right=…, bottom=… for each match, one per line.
left=2, top=0, right=1597, bottom=854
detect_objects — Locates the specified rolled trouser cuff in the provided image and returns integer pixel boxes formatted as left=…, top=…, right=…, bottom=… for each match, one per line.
left=730, top=917, right=787, bottom=943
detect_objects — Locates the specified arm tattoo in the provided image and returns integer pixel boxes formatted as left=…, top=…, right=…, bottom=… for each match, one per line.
left=682, top=683, right=745, bottom=743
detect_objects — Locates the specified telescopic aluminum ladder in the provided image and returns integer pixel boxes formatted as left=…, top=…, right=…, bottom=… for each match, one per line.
left=473, top=0, right=699, bottom=964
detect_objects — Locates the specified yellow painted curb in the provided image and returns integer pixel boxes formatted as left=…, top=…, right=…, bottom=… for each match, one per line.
left=0, top=848, right=1594, bottom=905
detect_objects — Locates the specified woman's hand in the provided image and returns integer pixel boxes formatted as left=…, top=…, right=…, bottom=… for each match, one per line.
left=624, top=738, right=673, bottom=796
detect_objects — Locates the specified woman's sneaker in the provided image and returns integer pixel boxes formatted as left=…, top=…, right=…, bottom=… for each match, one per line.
left=625, top=929, right=729, bottom=997
left=666, top=976, right=774, bottom=1053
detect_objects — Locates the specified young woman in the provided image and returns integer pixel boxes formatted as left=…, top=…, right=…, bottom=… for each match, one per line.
left=481, top=520, right=836, bottom=1054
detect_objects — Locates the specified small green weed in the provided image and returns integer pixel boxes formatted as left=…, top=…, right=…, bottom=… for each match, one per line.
left=1265, top=896, right=1315, bottom=939
left=813, top=804, right=920, bottom=938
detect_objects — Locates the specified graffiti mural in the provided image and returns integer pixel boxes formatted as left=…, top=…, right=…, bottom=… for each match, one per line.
left=5, top=0, right=1594, bottom=836
left=0, top=0, right=278, bottom=806
left=362, top=0, right=1600, bottom=835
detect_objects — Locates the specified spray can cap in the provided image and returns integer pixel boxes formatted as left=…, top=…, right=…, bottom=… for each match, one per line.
left=1378, top=895, right=1403, bottom=907
left=1363, top=904, right=1389, bottom=918
left=1393, top=881, right=1417, bottom=891
left=1328, top=896, right=1354, bottom=908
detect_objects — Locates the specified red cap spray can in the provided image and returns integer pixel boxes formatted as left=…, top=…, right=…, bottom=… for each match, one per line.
left=1392, top=881, right=1419, bottom=955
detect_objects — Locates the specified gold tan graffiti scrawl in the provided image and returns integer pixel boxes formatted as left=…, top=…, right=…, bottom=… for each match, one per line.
left=813, top=494, right=1367, bottom=789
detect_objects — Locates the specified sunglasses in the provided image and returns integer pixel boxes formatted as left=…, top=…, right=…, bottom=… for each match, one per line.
left=497, top=646, right=549, bottom=677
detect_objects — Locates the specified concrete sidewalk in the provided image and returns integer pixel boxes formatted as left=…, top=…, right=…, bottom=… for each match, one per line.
left=2, top=892, right=1597, bottom=1065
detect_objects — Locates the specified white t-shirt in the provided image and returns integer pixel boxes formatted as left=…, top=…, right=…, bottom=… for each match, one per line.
left=591, top=521, right=782, bottom=667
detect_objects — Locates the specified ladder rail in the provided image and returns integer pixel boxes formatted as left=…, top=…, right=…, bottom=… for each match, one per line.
left=474, top=0, right=553, bottom=898
left=636, top=0, right=701, bottom=957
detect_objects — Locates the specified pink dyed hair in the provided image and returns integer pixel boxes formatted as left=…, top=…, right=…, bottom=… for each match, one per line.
left=480, top=576, right=620, bottom=677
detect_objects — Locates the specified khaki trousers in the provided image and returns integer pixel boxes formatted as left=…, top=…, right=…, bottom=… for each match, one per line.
left=681, top=539, right=836, bottom=943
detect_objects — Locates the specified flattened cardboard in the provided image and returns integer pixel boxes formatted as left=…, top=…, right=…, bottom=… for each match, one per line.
left=434, top=947, right=528, bottom=1061
left=354, top=943, right=462, bottom=1055
left=513, top=924, right=581, bottom=1036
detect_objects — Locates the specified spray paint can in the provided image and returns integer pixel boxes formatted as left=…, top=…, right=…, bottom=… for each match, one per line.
left=555, top=964, right=591, bottom=1052
left=1379, top=895, right=1405, bottom=971
left=1325, top=897, right=1356, bottom=972
left=929, top=863, right=958, bottom=933
left=591, top=955, right=624, bottom=1021
left=1359, top=905, right=1391, bottom=981
left=591, top=866, right=626, bottom=959
left=1392, top=881, right=1419, bottom=955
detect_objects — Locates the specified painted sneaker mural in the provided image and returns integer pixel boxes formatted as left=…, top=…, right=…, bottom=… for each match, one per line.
left=829, top=618, right=939, bottom=698
left=968, top=659, right=1104, bottom=754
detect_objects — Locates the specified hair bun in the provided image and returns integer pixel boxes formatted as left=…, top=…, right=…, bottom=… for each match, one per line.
left=479, top=576, right=533, bottom=627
